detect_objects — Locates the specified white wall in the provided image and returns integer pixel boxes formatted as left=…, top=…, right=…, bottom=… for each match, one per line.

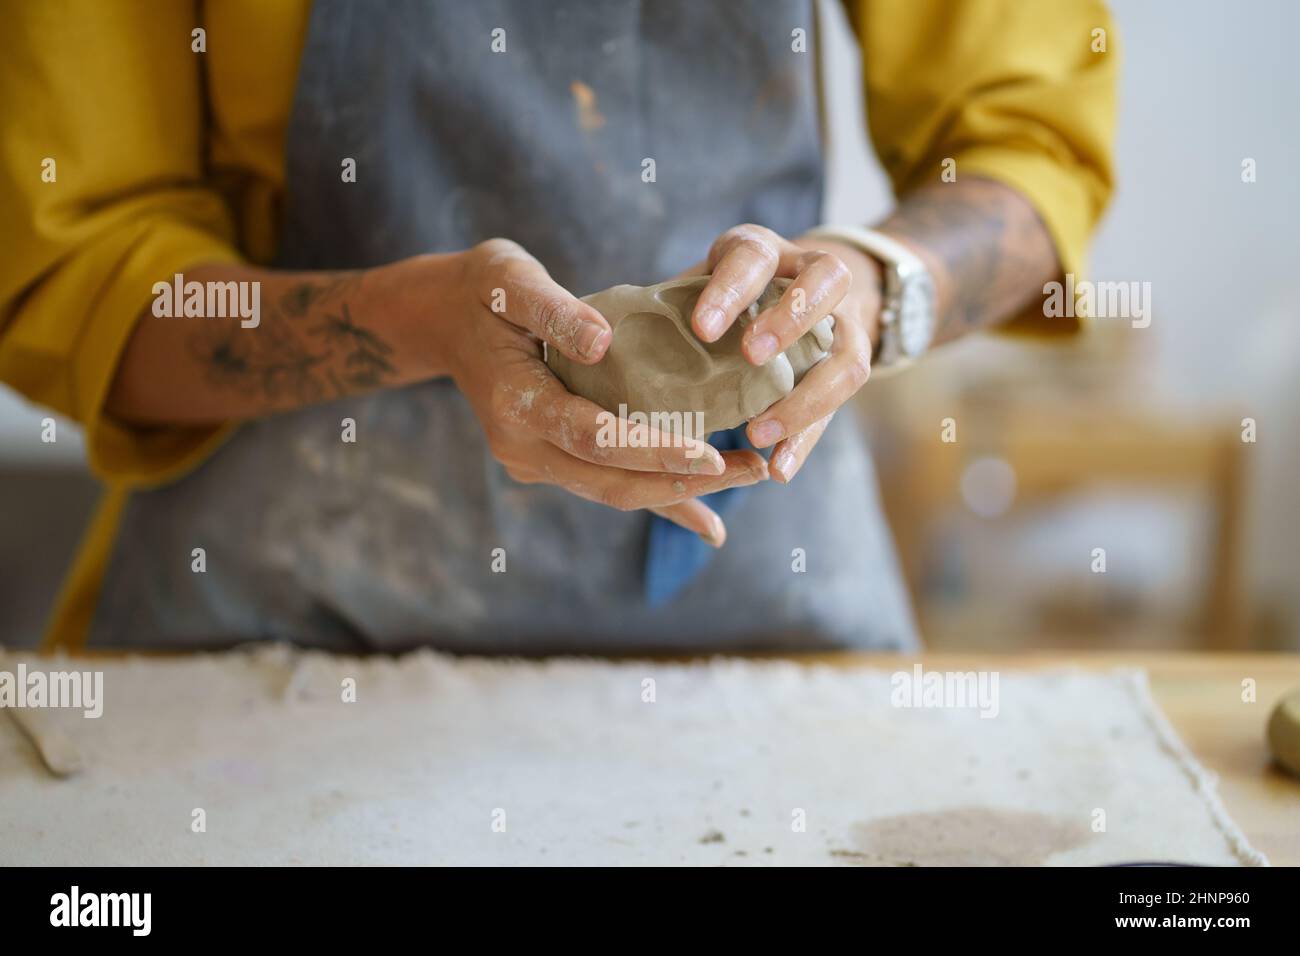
left=0, top=391, right=84, bottom=464
left=1090, top=0, right=1300, bottom=628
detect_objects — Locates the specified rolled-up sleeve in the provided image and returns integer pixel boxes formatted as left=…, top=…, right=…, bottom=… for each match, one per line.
left=0, top=0, right=241, bottom=485
left=844, top=0, right=1118, bottom=295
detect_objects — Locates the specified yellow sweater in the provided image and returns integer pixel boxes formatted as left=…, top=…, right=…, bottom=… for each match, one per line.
left=0, top=0, right=1117, bottom=649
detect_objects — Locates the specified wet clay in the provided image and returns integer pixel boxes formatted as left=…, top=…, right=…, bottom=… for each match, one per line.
left=546, top=276, right=833, bottom=435
left=1267, top=687, right=1300, bottom=777
left=837, top=806, right=1089, bottom=867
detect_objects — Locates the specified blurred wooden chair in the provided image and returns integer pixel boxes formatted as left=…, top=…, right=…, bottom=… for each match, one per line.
left=880, top=399, right=1248, bottom=648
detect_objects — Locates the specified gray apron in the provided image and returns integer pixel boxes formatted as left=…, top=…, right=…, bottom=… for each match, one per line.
left=88, top=0, right=917, bottom=654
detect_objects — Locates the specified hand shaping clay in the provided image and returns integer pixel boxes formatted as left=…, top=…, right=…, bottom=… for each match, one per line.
left=547, top=276, right=833, bottom=436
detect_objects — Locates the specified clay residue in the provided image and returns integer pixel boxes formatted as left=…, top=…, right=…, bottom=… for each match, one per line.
left=838, top=806, right=1088, bottom=867
left=747, top=67, right=801, bottom=132
left=570, top=81, right=606, bottom=131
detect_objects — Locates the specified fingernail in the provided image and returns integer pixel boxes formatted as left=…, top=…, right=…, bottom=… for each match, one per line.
left=703, top=515, right=726, bottom=548
left=577, top=324, right=609, bottom=358
left=750, top=419, right=783, bottom=447
left=748, top=332, right=779, bottom=364
left=773, top=448, right=801, bottom=482
left=697, top=308, right=725, bottom=340
left=688, top=449, right=725, bottom=475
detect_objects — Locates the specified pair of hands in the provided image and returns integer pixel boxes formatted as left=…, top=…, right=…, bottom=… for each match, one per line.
left=441, top=225, right=882, bottom=545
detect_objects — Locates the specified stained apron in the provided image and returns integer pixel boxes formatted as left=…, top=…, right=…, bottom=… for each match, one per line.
left=88, top=0, right=918, bottom=654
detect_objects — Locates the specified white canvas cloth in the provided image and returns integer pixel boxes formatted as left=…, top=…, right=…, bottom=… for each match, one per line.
left=0, top=648, right=1265, bottom=866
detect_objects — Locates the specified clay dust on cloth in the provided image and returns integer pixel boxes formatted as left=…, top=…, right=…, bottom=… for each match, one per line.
left=0, top=648, right=1266, bottom=865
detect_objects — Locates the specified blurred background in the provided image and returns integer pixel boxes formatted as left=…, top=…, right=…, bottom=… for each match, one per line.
left=2, top=0, right=1298, bottom=650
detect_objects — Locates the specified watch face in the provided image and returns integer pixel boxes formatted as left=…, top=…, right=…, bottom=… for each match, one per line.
left=898, top=271, right=936, bottom=358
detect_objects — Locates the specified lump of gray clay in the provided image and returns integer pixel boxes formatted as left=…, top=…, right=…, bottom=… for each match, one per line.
left=1267, top=687, right=1300, bottom=778
left=546, top=276, right=833, bottom=436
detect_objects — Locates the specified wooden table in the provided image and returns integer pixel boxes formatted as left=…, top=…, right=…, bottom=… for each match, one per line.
left=807, top=651, right=1300, bottom=865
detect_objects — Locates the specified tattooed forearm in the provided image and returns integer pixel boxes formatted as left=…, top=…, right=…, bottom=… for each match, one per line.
left=278, top=270, right=363, bottom=318
left=106, top=261, right=419, bottom=425
left=878, top=177, right=1060, bottom=345
left=185, top=272, right=397, bottom=407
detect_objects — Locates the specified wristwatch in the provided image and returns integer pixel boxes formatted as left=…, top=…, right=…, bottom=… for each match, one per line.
left=803, top=224, right=936, bottom=374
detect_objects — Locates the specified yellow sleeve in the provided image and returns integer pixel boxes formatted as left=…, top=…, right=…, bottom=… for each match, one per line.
left=844, top=0, right=1118, bottom=324
left=0, top=0, right=241, bottom=486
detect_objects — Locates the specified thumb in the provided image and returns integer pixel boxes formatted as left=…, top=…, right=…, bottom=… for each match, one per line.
left=476, top=241, right=611, bottom=364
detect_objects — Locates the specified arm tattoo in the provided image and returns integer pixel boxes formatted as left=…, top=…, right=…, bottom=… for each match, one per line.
left=186, top=272, right=397, bottom=405
left=878, top=177, right=1060, bottom=345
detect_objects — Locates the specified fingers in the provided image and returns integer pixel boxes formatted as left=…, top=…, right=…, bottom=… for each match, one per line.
left=691, top=225, right=796, bottom=342
left=498, top=361, right=727, bottom=476
left=689, top=225, right=850, bottom=360
left=474, top=239, right=611, bottom=364
left=521, top=445, right=769, bottom=512
left=649, top=499, right=727, bottom=547
left=742, top=249, right=850, bottom=365
left=746, top=312, right=871, bottom=448
left=769, top=413, right=834, bottom=484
